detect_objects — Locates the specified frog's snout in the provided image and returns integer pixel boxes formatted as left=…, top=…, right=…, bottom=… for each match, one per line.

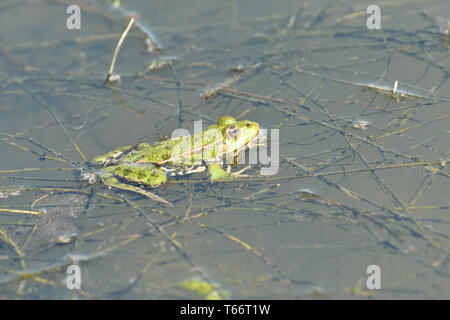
left=245, top=121, right=259, bottom=128
left=247, top=121, right=259, bottom=136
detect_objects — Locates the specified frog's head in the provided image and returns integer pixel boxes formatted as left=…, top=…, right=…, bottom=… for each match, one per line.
left=217, top=116, right=260, bottom=154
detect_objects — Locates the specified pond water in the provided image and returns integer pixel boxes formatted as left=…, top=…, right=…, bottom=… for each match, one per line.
left=0, top=0, right=449, bottom=299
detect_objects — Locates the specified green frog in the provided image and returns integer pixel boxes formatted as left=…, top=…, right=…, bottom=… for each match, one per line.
left=88, top=116, right=260, bottom=206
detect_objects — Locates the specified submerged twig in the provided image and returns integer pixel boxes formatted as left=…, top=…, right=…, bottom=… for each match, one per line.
left=104, top=17, right=135, bottom=84
left=111, top=0, right=163, bottom=52
left=12, top=81, right=87, bottom=163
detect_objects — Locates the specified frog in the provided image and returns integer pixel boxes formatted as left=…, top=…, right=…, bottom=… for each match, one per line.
left=88, top=116, right=260, bottom=206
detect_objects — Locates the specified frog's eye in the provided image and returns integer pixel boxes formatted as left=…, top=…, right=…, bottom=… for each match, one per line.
left=226, top=125, right=240, bottom=140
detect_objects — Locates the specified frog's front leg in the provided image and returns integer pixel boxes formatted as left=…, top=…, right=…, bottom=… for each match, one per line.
left=208, top=163, right=251, bottom=181
left=101, top=172, right=172, bottom=206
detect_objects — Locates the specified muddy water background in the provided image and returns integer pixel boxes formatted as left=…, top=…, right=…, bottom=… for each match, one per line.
left=0, top=0, right=449, bottom=299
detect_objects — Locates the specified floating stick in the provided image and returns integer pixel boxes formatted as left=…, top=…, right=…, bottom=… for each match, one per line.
left=111, top=0, right=163, bottom=52
left=104, top=17, right=135, bottom=84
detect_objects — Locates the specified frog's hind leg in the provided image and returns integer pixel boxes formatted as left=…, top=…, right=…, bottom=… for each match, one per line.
left=101, top=172, right=172, bottom=206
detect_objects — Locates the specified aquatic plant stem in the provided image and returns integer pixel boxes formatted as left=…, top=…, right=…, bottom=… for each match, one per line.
left=104, top=17, right=135, bottom=83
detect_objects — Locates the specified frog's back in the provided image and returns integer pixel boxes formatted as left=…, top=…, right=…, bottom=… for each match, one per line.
left=120, top=136, right=189, bottom=164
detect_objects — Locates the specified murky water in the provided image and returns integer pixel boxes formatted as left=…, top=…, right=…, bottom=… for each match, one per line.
left=1, top=0, right=449, bottom=299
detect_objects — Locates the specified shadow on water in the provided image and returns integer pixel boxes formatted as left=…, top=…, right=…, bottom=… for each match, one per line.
left=0, top=0, right=450, bottom=298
